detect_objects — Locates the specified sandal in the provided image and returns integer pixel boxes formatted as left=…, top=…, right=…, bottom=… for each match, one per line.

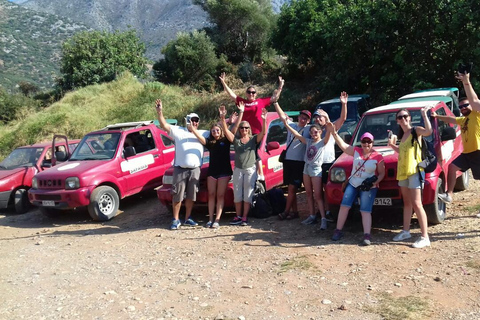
left=286, top=212, right=299, bottom=220
left=278, top=212, right=288, bottom=220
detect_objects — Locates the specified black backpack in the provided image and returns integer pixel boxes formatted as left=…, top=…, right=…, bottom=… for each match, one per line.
left=249, top=181, right=273, bottom=219
left=411, top=126, right=437, bottom=175
left=267, top=188, right=286, bottom=215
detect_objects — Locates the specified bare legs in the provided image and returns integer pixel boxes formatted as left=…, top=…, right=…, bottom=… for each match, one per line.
left=207, top=176, right=230, bottom=223
left=303, top=174, right=325, bottom=218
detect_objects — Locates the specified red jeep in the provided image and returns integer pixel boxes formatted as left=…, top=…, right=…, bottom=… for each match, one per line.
left=157, top=112, right=286, bottom=210
left=0, top=136, right=79, bottom=214
left=28, top=121, right=175, bottom=221
left=326, top=100, right=467, bottom=224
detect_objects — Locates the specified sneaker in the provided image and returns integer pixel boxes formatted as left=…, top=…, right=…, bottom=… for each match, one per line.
left=170, top=219, right=181, bottom=230
left=476, top=213, right=480, bottom=219
left=325, top=211, right=334, bottom=222
left=301, top=215, right=317, bottom=225
left=332, top=229, right=343, bottom=241
left=392, top=230, right=411, bottom=241
left=240, top=220, right=248, bottom=226
left=438, top=193, right=452, bottom=204
left=362, top=233, right=371, bottom=246
left=320, top=217, right=328, bottom=230
left=205, top=221, right=213, bottom=228
left=184, top=218, right=198, bottom=227
left=230, top=216, right=243, bottom=225
left=412, top=236, right=431, bottom=248
left=212, top=222, right=220, bottom=229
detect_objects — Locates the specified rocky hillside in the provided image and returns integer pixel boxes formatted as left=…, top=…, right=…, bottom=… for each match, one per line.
left=0, top=0, right=89, bottom=90
left=19, top=0, right=290, bottom=60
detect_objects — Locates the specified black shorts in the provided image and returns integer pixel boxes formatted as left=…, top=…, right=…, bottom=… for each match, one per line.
left=321, top=162, right=333, bottom=185
left=283, top=159, right=304, bottom=188
left=453, top=150, right=480, bottom=179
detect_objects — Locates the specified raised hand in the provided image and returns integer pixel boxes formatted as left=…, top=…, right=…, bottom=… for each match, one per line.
left=219, top=72, right=226, bottom=83
left=340, top=91, right=348, bottom=104
left=261, top=108, right=268, bottom=119
left=219, top=105, right=227, bottom=118
left=230, top=112, right=238, bottom=124
left=155, top=99, right=162, bottom=111
left=238, top=101, right=245, bottom=113
left=325, top=121, right=335, bottom=132
left=278, top=76, right=285, bottom=88
left=455, top=71, right=470, bottom=83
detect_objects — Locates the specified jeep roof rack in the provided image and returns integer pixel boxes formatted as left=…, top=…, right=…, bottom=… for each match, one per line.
left=101, top=121, right=154, bottom=131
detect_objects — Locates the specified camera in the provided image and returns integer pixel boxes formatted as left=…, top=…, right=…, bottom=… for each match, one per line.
left=458, top=62, right=473, bottom=75
left=358, top=175, right=378, bottom=191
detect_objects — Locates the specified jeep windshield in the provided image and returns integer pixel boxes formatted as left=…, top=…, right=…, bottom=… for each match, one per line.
left=352, top=110, right=431, bottom=147
left=0, top=147, right=44, bottom=170
left=70, top=133, right=120, bottom=161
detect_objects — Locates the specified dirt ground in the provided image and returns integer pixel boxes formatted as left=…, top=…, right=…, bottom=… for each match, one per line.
left=1, top=176, right=480, bottom=320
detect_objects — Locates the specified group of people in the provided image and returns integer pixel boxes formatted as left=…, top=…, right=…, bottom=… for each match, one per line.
left=154, top=70, right=480, bottom=249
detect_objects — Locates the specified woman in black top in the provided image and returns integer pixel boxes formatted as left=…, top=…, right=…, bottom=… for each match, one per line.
left=190, top=103, right=243, bottom=228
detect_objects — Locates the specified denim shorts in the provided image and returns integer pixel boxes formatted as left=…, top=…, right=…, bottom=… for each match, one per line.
left=340, top=183, right=378, bottom=213
left=398, top=172, right=424, bottom=189
left=303, top=163, right=322, bottom=177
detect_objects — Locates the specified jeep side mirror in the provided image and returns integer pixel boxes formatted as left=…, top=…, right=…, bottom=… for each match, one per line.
left=441, top=127, right=456, bottom=141
left=267, top=141, right=280, bottom=151
left=124, top=146, right=137, bottom=158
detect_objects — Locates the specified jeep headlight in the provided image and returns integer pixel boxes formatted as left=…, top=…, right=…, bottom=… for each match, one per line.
left=162, top=175, right=173, bottom=185
left=65, top=177, right=80, bottom=190
left=330, top=167, right=347, bottom=183
left=32, top=177, right=38, bottom=189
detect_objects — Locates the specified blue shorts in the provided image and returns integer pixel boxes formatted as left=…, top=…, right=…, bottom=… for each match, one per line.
left=303, top=163, right=322, bottom=177
left=341, top=183, right=378, bottom=213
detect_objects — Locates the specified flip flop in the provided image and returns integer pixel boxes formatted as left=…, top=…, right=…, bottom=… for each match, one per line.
left=278, top=212, right=288, bottom=220
left=286, top=212, right=299, bottom=220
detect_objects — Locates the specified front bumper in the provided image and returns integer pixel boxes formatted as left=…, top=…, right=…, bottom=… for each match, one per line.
left=28, top=186, right=93, bottom=209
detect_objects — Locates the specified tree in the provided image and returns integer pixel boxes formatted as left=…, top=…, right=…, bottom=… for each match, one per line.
left=195, top=0, right=276, bottom=64
left=58, top=29, right=148, bottom=90
left=153, top=30, right=222, bottom=91
left=273, top=0, right=480, bottom=104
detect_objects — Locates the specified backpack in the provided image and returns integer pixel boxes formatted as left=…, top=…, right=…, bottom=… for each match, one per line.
left=266, top=188, right=286, bottom=215
left=411, top=126, right=437, bottom=175
left=249, top=181, right=273, bottom=219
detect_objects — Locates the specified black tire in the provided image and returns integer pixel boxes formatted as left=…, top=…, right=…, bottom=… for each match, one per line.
left=87, top=186, right=119, bottom=221
left=14, top=189, right=30, bottom=214
left=425, top=177, right=446, bottom=225
left=40, top=207, right=62, bottom=218
left=454, top=170, right=470, bottom=191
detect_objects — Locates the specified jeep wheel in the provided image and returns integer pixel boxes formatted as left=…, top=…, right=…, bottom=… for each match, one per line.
left=88, top=186, right=119, bottom=221
left=454, top=170, right=470, bottom=191
left=14, top=189, right=30, bottom=214
left=425, top=177, right=446, bottom=225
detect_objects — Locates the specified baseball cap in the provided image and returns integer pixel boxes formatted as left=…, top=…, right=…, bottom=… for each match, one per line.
left=313, top=109, right=328, bottom=118
left=185, top=113, right=200, bottom=122
left=299, top=110, right=312, bottom=119
left=360, top=132, right=374, bottom=141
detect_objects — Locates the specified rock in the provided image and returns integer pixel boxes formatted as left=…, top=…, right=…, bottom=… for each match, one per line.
left=321, top=299, right=332, bottom=305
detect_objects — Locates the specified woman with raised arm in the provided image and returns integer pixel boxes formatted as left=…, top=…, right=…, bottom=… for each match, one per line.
left=326, top=122, right=385, bottom=245
left=388, top=106, right=433, bottom=248
left=280, top=115, right=331, bottom=230
left=190, top=103, right=243, bottom=228
left=221, top=106, right=267, bottom=226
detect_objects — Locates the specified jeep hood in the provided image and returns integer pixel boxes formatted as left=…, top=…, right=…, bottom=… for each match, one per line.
left=0, top=167, right=28, bottom=180
left=35, top=160, right=112, bottom=178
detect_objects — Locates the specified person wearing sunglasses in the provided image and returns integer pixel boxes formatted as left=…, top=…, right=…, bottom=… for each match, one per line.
left=434, top=72, right=480, bottom=218
left=155, top=99, right=209, bottom=230
left=388, top=107, right=433, bottom=248
left=189, top=103, right=244, bottom=229
left=280, top=115, right=332, bottom=230
left=326, top=124, right=385, bottom=245
left=221, top=108, right=268, bottom=226
left=218, top=72, right=284, bottom=182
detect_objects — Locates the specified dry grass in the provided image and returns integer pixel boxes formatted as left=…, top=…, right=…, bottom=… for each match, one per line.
left=279, top=255, right=315, bottom=273
left=366, top=293, right=431, bottom=320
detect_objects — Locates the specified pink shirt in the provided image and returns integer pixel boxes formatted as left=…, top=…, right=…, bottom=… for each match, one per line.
left=236, top=96, right=271, bottom=134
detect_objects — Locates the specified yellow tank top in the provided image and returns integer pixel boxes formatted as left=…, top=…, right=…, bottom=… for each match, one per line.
left=397, top=133, right=422, bottom=180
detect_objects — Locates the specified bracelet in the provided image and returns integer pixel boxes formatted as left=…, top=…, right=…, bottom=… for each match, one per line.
left=464, top=83, right=471, bottom=86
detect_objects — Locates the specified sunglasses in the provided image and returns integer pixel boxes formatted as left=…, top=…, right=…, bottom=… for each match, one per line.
left=240, top=126, right=250, bottom=129
left=459, top=103, right=470, bottom=109
left=361, top=139, right=373, bottom=144
left=246, top=90, right=256, bottom=94
left=397, top=114, right=409, bottom=120
left=190, top=118, right=199, bottom=122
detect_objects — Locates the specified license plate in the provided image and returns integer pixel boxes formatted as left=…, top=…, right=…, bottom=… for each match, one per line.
left=42, top=200, right=55, bottom=207
left=374, top=198, right=392, bottom=206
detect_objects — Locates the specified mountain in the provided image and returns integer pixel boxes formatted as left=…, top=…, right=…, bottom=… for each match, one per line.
left=0, top=0, right=89, bottom=91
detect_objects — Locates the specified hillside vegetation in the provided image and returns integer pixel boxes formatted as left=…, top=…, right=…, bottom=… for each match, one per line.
left=0, top=72, right=282, bottom=160
left=0, top=0, right=89, bottom=91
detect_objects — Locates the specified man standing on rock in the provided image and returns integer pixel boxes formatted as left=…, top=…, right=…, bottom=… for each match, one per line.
left=436, top=71, right=480, bottom=219
left=155, top=99, right=209, bottom=229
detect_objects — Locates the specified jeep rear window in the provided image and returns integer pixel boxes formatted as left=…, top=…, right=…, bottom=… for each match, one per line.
left=70, top=133, right=120, bottom=160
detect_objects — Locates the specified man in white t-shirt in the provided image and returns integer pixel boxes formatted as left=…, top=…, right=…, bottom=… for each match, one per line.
left=155, top=99, right=208, bottom=230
